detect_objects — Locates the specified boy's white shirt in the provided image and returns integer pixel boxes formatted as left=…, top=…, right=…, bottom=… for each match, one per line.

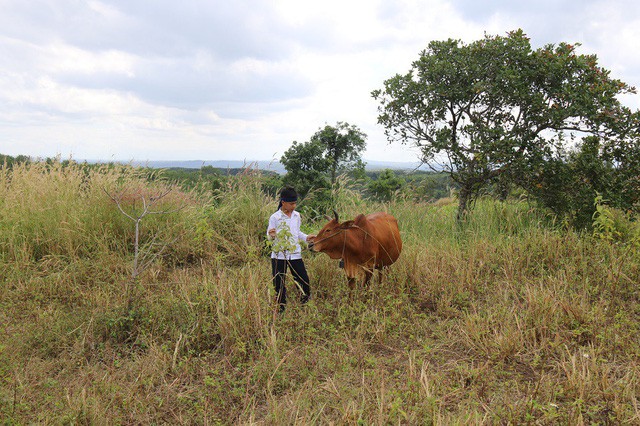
left=267, top=209, right=308, bottom=260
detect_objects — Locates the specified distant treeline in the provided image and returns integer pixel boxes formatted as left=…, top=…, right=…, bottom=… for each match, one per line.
left=1, top=154, right=455, bottom=203
left=0, top=154, right=31, bottom=167
left=0, top=155, right=266, bottom=177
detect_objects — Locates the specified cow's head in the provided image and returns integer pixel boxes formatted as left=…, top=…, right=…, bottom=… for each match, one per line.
left=308, top=210, right=354, bottom=259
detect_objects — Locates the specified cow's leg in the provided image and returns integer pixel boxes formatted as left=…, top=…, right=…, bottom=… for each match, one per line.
left=363, top=269, right=373, bottom=288
left=344, top=261, right=358, bottom=294
left=345, top=276, right=357, bottom=301
left=347, top=276, right=356, bottom=291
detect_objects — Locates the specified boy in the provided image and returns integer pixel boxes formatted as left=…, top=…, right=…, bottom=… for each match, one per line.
left=267, top=187, right=314, bottom=312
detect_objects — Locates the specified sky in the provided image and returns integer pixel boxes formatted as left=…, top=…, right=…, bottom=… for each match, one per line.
left=1, top=0, right=639, bottom=164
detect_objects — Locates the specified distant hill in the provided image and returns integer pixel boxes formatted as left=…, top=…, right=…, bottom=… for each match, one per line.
left=85, top=159, right=430, bottom=174
left=365, top=160, right=430, bottom=172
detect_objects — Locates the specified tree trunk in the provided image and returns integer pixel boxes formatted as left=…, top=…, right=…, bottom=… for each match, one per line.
left=457, top=184, right=471, bottom=222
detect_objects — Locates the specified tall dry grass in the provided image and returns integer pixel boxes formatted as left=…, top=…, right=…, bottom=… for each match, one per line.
left=1, top=160, right=639, bottom=424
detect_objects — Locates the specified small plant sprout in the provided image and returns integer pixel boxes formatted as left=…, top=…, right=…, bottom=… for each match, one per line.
left=268, top=221, right=297, bottom=259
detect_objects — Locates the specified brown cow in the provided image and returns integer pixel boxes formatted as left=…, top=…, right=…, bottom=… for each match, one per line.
left=308, top=211, right=402, bottom=289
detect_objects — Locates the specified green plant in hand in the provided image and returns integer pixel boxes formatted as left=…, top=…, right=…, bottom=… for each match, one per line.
left=268, top=221, right=297, bottom=258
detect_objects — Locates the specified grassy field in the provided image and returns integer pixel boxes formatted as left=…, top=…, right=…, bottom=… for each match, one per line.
left=1, top=160, right=639, bottom=424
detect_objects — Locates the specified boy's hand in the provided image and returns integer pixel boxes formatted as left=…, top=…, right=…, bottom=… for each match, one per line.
left=268, top=228, right=276, bottom=238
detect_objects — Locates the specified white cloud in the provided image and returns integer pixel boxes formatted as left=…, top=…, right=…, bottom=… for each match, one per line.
left=0, top=0, right=639, bottom=163
left=47, top=44, right=136, bottom=77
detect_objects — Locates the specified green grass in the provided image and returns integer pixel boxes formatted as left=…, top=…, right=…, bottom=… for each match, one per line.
left=1, top=160, right=639, bottom=424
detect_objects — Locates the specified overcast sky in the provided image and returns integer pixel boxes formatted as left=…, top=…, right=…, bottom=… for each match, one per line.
left=1, top=0, right=639, bottom=164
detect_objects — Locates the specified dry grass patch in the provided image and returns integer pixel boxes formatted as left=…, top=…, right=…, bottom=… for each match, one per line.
left=2, top=161, right=640, bottom=424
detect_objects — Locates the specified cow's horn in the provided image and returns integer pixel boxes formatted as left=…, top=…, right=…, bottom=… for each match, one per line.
left=333, top=210, right=339, bottom=222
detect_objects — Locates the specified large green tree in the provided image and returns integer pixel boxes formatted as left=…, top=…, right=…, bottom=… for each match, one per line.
left=279, top=138, right=330, bottom=198
left=280, top=122, right=367, bottom=197
left=372, top=29, right=636, bottom=221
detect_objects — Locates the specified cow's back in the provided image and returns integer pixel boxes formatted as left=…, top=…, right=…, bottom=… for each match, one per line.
left=356, top=212, right=402, bottom=267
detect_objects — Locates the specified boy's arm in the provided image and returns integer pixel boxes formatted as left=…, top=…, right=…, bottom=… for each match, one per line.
left=267, top=216, right=277, bottom=239
left=297, top=214, right=309, bottom=242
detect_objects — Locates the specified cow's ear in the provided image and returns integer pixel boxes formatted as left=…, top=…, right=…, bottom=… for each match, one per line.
left=339, top=220, right=354, bottom=229
left=353, top=214, right=367, bottom=226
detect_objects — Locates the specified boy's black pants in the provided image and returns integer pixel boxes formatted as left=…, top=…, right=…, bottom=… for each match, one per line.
left=271, top=258, right=310, bottom=310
